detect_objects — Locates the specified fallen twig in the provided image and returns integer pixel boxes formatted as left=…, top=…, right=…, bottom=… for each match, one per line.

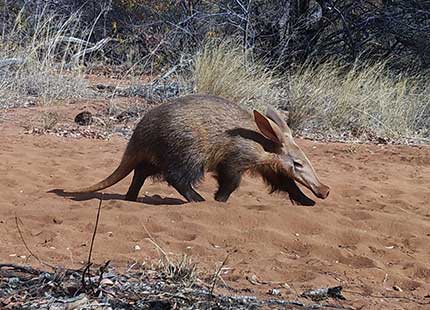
left=14, top=216, right=55, bottom=270
left=81, top=198, right=103, bottom=292
left=71, top=38, right=112, bottom=62
left=0, top=58, right=26, bottom=69
left=300, top=286, right=346, bottom=302
left=345, top=289, right=430, bottom=306
left=210, top=254, right=230, bottom=296
left=0, top=263, right=43, bottom=275
left=142, top=221, right=171, bottom=265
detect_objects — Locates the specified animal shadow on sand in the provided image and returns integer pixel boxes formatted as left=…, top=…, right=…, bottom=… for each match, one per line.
left=48, top=189, right=186, bottom=206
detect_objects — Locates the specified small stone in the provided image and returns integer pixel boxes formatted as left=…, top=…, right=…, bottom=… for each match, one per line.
left=8, top=277, right=20, bottom=286
left=7, top=278, right=21, bottom=289
left=48, top=303, right=64, bottom=310
left=100, top=278, right=114, bottom=286
left=377, top=137, right=388, bottom=144
left=393, top=285, right=403, bottom=292
left=268, top=288, right=281, bottom=295
left=108, top=231, right=113, bottom=237
left=65, top=295, right=89, bottom=310
left=63, top=281, right=79, bottom=296
left=116, top=110, right=138, bottom=122
left=74, top=111, right=93, bottom=126
left=134, top=245, right=141, bottom=251
left=53, top=217, right=63, bottom=224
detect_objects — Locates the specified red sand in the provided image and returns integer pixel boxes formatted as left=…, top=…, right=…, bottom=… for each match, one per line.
left=0, top=103, right=429, bottom=309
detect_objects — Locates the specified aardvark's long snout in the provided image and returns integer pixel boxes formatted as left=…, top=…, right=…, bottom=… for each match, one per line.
left=313, top=183, right=330, bottom=199
left=290, top=152, right=330, bottom=200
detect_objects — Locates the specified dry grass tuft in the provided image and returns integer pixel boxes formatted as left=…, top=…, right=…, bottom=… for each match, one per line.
left=192, top=39, right=281, bottom=111
left=283, top=61, right=430, bottom=140
left=158, top=254, right=198, bottom=288
left=192, top=41, right=429, bottom=141
left=10, top=67, right=91, bottom=103
left=142, top=222, right=198, bottom=288
left=40, top=111, right=60, bottom=131
left=0, top=10, right=94, bottom=106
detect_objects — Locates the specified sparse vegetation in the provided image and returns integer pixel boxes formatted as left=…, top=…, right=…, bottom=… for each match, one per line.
left=191, top=41, right=430, bottom=141
left=8, top=67, right=92, bottom=104
left=1, top=8, right=428, bottom=142
left=192, top=39, right=281, bottom=111
left=0, top=2, right=429, bottom=143
left=40, top=111, right=60, bottom=131
left=0, top=10, right=94, bottom=106
left=283, top=61, right=430, bottom=140
left=157, top=254, right=198, bottom=288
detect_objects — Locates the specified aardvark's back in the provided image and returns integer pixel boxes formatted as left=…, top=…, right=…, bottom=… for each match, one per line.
left=128, top=94, right=257, bottom=158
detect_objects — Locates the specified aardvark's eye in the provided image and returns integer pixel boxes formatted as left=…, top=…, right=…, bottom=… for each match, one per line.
left=293, top=161, right=304, bottom=169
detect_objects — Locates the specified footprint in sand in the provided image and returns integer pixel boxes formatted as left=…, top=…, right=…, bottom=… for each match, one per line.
left=245, top=204, right=269, bottom=212
left=171, top=231, right=198, bottom=242
left=282, top=240, right=312, bottom=258
left=342, top=210, right=373, bottom=221
left=338, top=254, right=376, bottom=269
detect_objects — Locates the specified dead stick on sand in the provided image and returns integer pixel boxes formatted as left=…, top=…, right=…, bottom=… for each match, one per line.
left=210, top=254, right=230, bottom=297
left=81, top=197, right=103, bottom=291
left=14, top=216, right=55, bottom=270
left=0, top=263, right=43, bottom=275
left=142, top=221, right=171, bottom=265
left=344, top=290, right=429, bottom=306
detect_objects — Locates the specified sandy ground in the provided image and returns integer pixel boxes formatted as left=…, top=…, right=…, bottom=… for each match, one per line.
left=0, top=102, right=429, bottom=309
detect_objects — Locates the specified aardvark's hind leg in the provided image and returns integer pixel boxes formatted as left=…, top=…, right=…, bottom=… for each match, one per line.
left=125, top=162, right=158, bottom=201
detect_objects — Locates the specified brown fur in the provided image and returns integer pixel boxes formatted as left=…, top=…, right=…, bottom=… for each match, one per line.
left=68, top=94, right=326, bottom=204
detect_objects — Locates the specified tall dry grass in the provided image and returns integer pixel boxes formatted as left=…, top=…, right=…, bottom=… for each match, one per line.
left=192, top=39, right=281, bottom=111
left=284, top=62, right=430, bottom=140
left=192, top=40, right=429, bottom=141
left=0, top=8, right=94, bottom=106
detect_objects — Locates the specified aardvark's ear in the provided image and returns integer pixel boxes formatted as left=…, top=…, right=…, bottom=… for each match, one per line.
left=253, top=110, right=284, bottom=145
left=265, top=106, right=288, bottom=129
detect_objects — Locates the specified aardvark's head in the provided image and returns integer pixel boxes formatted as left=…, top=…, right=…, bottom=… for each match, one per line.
left=254, top=107, right=330, bottom=203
